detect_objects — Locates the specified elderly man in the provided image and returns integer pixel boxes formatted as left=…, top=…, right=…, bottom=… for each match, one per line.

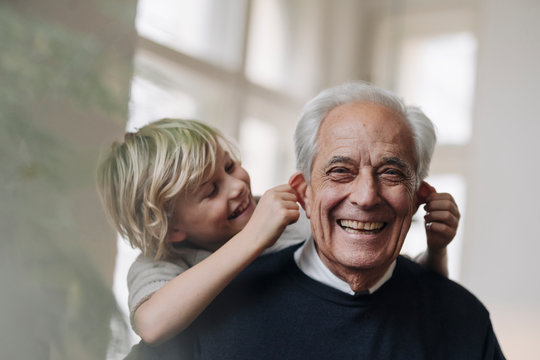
left=134, top=82, right=504, bottom=359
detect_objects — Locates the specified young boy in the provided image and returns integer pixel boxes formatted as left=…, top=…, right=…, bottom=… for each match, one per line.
left=96, top=118, right=459, bottom=346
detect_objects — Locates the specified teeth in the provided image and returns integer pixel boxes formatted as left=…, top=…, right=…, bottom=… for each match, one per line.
left=230, top=198, right=250, bottom=219
left=339, top=220, right=384, bottom=232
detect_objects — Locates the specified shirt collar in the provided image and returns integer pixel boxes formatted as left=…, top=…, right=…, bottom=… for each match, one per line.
left=294, top=237, right=396, bottom=295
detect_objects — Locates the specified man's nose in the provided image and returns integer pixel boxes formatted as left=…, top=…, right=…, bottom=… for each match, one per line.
left=349, top=173, right=381, bottom=208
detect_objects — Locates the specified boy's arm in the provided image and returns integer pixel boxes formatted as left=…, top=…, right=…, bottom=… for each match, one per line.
left=127, top=254, right=191, bottom=324
left=414, top=247, right=449, bottom=277
left=134, top=184, right=299, bottom=346
left=414, top=182, right=460, bottom=277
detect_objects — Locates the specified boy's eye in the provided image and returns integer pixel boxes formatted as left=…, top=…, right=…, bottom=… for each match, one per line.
left=225, top=161, right=235, bottom=173
left=205, top=184, right=218, bottom=198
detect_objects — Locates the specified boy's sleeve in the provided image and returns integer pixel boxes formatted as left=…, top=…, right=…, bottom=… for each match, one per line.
left=127, top=254, right=188, bottom=326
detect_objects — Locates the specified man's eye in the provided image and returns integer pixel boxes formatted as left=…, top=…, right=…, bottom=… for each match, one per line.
left=380, top=168, right=406, bottom=181
left=326, top=167, right=354, bottom=181
left=329, top=167, right=349, bottom=174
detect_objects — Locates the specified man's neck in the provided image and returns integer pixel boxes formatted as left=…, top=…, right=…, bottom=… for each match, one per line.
left=294, top=237, right=395, bottom=295
left=320, top=258, right=391, bottom=293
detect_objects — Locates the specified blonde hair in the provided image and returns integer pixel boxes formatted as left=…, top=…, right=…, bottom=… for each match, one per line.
left=96, top=118, right=239, bottom=260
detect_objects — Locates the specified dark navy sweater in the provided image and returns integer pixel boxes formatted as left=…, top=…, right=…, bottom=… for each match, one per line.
left=131, top=245, right=505, bottom=360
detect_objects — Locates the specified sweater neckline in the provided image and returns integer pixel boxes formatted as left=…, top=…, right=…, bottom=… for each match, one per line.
left=280, top=244, right=399, bottom=307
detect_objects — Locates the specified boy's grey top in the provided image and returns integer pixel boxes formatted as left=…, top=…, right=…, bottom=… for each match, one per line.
left=126, top=209, right=311, bottom=328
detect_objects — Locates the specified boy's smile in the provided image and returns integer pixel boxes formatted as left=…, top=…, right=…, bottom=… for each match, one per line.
left=229, top=196, right=252, bottom=220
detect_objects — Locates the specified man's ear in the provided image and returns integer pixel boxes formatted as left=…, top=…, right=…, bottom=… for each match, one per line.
left=167, top=226, right=187, bottom=243
left=415, top=181, right=435, bottom=211
left=289, top=171, right=311, bottom=217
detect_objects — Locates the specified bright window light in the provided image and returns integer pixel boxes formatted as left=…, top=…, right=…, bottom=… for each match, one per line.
left=239, top=117, right=279, bottom=195
left=246, top=0, right=323, bottom=97
left=127, top=75, right=197, bottom=132
left=397, top=32, right=477, bottom=144
left=136, top=0, right=247, bottom=70
left=245, top=0, right=287, bottom=91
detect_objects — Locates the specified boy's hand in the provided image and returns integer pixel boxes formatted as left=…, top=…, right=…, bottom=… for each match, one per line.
left=244, top=184, right=300, bottom=249
left=419, top=182, right=461, bottom=252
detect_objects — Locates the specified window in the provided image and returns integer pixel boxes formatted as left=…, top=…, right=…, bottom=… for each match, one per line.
left=246, top=0, right=324, bottom=96
left=136, top=0, right=248, bottom=71
left=396, top=32, right=476, bottom=144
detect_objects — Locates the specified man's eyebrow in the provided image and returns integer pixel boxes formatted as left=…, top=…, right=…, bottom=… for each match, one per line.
left=382, top=156, right=413, bottom=173
left=323, top=156, right=356, bottom=169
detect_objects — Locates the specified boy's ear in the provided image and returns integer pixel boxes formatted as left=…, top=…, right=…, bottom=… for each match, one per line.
left=167, top=226, right=187, bottom=243
left=288, top=171, right=310, bottom=217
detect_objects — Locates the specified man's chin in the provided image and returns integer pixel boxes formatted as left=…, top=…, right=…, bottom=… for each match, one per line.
left=338, top=251, right=394, bottom=271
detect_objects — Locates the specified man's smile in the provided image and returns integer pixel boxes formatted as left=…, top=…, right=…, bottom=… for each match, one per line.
left=338, top=219, right=386, bottom=234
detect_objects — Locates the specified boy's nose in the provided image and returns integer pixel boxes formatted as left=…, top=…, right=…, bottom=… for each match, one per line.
left=227, top=175, right=245, bottom=199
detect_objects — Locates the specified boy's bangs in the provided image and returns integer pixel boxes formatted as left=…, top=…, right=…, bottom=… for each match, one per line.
left=183, top=134, right=219, bottom=193
left=183, top=134, right=239, bottom=195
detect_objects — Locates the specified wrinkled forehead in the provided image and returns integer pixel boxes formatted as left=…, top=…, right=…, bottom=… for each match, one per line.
left=321, top=101, right=409, bottom=132
left=316, top=102, right=416, bottom=163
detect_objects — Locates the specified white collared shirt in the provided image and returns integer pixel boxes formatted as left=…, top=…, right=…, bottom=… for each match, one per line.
left=294, top=237, right=396, bottom=295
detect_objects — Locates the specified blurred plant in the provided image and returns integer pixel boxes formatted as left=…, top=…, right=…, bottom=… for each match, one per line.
left=0, top=1, right=137, bottom=359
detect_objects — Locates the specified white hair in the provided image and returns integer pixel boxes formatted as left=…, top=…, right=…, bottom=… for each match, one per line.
left=294, top=82, right=436, bottom=189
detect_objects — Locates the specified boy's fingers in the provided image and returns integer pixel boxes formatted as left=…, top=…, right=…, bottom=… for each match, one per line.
left=425, top=210, right=459, bottom=227
left=424, top=200, right=459, bottom=214
left=268, top=184, right=299, bottom=201
left=425, top=191, right=454, bottom=203
left=425, top=221, right=455, bottom=237
left=284, top=201, right=300, bottom=210
left=424, top=199, right=460, bottom=218
left=287, top=209, right=301, bottom=224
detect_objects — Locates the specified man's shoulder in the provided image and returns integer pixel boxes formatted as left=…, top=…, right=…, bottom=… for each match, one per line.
left=396, top=255, right=481, bottom=297
left=238, top=243, right=300, bottom=280
left=395, top=256, right=489, bottom=317
left=212, top=243, right=303, bottom=304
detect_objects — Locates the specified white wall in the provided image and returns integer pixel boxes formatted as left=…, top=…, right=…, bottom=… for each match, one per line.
left=461, top=0, right=540, bottom=358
